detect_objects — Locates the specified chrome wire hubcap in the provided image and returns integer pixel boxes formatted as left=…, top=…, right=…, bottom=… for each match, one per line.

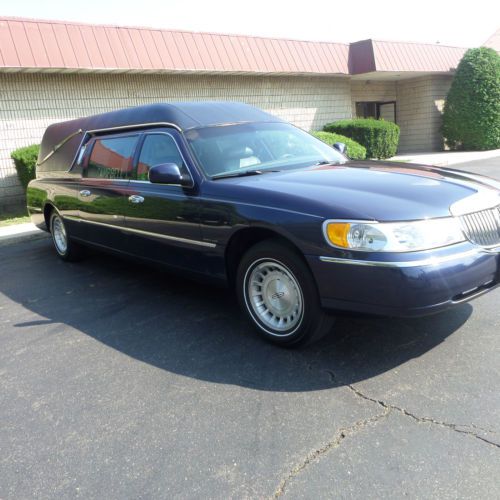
left=247, top=261, right=303, bottom=333
left=52, top=216, right=67, bottom=254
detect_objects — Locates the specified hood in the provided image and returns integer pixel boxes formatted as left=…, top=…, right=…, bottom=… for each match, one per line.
left=204, top=161, right=500, bottom=221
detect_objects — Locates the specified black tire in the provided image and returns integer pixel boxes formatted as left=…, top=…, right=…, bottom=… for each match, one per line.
left=49, top=211, right=84, bottom=262
left=236, top=239, right=335, bottom=347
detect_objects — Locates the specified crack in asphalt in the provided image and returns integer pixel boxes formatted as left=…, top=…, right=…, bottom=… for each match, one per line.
left=272, top=357, right=500, bottom=498
left=346, top=382, right=500, bottom=449
left=272, top=407, right=390, bottom=498
left=322, top=369, right=498, bottom=441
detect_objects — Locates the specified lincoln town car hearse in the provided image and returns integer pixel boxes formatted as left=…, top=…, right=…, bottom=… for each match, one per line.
left=27, top=102, right=500, bottom=346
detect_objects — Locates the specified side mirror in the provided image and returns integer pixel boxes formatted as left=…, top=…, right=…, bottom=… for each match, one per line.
left=149, top=163, right=191, bottom=186
left=333, top=142, right=347, bottom=155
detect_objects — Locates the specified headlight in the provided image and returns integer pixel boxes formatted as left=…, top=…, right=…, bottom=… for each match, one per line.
left=324, top=218, right=465, bottom=252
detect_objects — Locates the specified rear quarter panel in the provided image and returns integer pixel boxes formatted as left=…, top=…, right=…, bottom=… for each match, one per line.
left=27, top=178, right=81, bottom=232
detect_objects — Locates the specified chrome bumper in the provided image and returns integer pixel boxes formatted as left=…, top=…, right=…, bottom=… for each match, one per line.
left=319, top=245, right=500, bottom=268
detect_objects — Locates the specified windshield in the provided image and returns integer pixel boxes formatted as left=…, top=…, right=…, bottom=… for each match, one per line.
left=184, top=122, right=346, bottom=178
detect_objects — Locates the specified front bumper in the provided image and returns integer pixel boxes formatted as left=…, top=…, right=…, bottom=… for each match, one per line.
left=307, top=242, right=500, bottom=317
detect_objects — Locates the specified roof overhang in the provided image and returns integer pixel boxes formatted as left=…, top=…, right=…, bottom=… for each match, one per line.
left=0, top=66, right=350, bottom=78
left=350, top=70, right=455, bottom=81
left=0, top=17, right=467, bottom=77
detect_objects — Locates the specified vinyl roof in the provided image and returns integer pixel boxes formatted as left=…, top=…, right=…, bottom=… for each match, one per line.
left=0, top=16, right=467, bottom=76
left=38, top=101, right=283, bottom=173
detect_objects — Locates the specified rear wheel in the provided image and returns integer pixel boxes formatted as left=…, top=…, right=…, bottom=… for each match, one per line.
left=49, top=211, right=84, bottom=261
left=236, top=239, right=335, bottom=346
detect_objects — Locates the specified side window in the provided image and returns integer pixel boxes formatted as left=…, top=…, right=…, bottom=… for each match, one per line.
left=86, top=135, right=138, bottom=179
left=137, top=134, right=186, bottom=181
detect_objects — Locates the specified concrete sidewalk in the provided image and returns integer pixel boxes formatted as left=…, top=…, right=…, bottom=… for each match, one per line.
left=0, top=222, right=48, bottom=247
left=390, top=149, right=500, bottom=166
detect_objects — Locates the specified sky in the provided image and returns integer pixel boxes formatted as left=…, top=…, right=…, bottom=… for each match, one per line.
left=1, top=0, right=499, bottom=47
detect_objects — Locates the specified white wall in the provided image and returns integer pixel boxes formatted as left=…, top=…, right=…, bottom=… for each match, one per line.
left=350, top=80, right=397, bottom=113
left=396, top=75, right=452, bottom=152
left=351, top=76, right=452, bottom=153
left=0, top=71, right=455, bottom=209
left=0, top=72, right=352, bottom=209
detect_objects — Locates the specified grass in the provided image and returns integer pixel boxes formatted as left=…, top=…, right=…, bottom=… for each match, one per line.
left=0, top=209, right=30, bottom=227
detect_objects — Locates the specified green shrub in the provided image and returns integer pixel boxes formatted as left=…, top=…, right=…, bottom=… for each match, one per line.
left=323, top=118, right=400, bottom=159
left=311, top=131, right=366, bottom=159
left=442, top=47, right=500, bottom=151
left=11, top=144, right=40, bottom=190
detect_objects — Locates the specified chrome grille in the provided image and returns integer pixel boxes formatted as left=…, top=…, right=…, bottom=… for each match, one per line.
left=459, top=206, right=500, bottom=247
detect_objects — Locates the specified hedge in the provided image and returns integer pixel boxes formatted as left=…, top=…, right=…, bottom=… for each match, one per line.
left=442, top=47, right=500, bottom=151
left=11, top=144, right=40, bottom=190
left=311, top=131, right=366, bottom=159
left=323, top=118, right=400, bottom=159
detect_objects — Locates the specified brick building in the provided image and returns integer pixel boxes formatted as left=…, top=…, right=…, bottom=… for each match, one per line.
left=0, top=17, right=470, bottom=209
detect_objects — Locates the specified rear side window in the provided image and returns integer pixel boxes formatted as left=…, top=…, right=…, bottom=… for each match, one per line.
left=86, top=135, right=138, bottom=179
left=137, top=134, right=186, bottom=181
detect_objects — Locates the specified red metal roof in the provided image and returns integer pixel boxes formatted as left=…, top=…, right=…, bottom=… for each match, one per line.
left=0, top=17, right=349, bottom=74
left=371, top=40, right=467, bottom=73
left=0, top=16, right=466, bottom=76
left=483, top=28, right=500, bottom=52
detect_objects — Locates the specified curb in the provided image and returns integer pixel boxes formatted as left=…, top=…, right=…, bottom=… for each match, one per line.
left=0, top=227, right=50, bottom=248
left=390, top=150, right=500, bottom=167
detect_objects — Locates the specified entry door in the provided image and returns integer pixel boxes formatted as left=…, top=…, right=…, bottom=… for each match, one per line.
left=124, top=131, right=205, bottom=272
left=378, top=102, right=396, bottom=123
left=78, top=134, right=140, bottom=250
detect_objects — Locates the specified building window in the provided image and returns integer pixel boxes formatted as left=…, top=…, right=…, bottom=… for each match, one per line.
left=356, top=102, right=377, bottom=119
left=355, top=101, right=396, bottom=123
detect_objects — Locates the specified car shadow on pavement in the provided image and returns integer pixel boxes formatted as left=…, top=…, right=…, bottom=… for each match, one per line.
left=3, top=240, right=473, bottom=392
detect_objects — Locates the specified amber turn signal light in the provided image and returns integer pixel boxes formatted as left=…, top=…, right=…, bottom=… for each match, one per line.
left=326, top=222, right=351, bottom=248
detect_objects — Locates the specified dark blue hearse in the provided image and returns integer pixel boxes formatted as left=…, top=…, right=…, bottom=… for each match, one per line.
left=27, top=102, right=500, bottom=346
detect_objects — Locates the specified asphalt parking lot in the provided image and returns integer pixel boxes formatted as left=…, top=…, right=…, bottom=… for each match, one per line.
left=1, top=158, right=499, bottom=499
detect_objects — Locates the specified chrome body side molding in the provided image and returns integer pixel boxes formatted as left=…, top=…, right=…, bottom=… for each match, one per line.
left=64, top=215, right=216, bottom=248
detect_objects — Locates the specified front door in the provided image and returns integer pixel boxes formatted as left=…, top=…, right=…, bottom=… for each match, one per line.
left=124, top=130, right=205, bottom=272
left=378, top=102, right=396, bottom=123
left=78, top=134, right=140, bottom=250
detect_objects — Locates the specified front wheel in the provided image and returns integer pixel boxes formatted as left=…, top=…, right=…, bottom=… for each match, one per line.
left=50, top=211, right=84, bottom=261
left=236, top=239, right=335, bottom=347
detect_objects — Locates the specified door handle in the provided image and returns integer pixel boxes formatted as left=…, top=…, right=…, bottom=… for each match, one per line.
left=79, top=190, right=91, bottom=197
left=128, top=195, right=145, bottom=204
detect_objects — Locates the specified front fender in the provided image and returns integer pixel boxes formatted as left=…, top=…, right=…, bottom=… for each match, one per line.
left=199, top=198, right=326, bottom=256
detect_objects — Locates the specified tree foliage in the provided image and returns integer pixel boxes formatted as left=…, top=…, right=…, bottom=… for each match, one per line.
left=442, top=47, right=500, bottom=150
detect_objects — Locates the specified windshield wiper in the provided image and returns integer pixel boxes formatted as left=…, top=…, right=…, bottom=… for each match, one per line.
left=212, top=169, right=280, bottom=180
